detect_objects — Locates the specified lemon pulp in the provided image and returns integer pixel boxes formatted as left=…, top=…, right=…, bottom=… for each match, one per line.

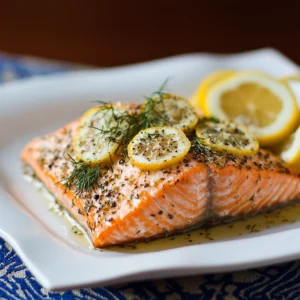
left=128, top=126, right=191, bottom=170
left=196, top=119, right=259, bottom=156
left=203, top=72, right=299, bottom=146
left=74, top=106, right=122, bottom=164
left=151, top=94, right=199, bottom=131
left=220, top=83, right=283, bottom=127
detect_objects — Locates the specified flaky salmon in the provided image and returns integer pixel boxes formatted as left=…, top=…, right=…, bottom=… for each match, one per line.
left=21, top=120, right=300, bottom=247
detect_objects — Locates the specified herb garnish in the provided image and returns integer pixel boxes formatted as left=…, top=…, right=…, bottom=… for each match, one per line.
left=92, top=79, right=172, bottom=156
left=203, top=116, right=220, bottom=123
left=191, top=137, right=211, bottom=155
left=61, top=80, right=172, bottom=194
left=61, top=154, right=101, bottom=195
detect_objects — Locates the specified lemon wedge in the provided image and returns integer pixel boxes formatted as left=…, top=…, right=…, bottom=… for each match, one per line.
left=196, top=119, right=259, bottom=156
left=190, top=70, right=235, bottom=109
left=74, top=106, right=125, bottom=164
left=128, top=126, right=191, bottom=170
left=201, top=71, right=299, bottom=146
left=279, top=126, right=300, bottom=170
left=150, top=93, right=199, bottom=131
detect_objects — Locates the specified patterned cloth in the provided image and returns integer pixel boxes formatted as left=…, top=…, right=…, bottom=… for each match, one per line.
left=0, top=53, right=300, bottom=300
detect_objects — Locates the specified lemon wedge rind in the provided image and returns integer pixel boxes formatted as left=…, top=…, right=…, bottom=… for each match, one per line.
left=190, top=70, right=235, bottom=110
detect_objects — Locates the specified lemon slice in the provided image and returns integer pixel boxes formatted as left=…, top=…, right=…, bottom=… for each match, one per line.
left=74, top=106, right=124, bottom=164
left=202, top=71, right=299, bottom=146
left=279, top=74, right=300, bottom=83
left=150, top=93, right=199, bottom=131
left=279, top=126, right=300, bottom=170
left=190, top=70, right=235, bottom=109
left=128, top=126, right=191, bottom=170
left=195, top=119, right=259, bottom=156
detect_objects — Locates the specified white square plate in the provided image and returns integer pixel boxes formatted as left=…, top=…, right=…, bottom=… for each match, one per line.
left=1, top=48, right=300, bottom=291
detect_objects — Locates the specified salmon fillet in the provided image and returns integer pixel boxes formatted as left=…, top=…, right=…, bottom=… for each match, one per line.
left=21, top=121, right=300, bottom=247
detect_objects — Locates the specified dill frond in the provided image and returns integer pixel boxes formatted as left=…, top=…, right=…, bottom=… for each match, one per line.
left=61, top=154, right=101, bottom=195
left=191, top=137, right=211, bottom=155
left=92, top=80, right=173, bottom=155
left=202, top=116, right=220, bottom=123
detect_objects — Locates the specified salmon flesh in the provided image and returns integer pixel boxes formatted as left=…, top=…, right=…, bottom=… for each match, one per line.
left=21, top=121, right=300, bottom=247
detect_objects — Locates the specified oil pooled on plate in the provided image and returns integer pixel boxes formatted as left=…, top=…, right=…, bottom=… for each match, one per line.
left=109, top=202, right=300, bottom=253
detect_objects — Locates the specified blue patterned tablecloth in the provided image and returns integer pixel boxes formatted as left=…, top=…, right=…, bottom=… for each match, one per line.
left=1, top=53, right=300, bottom=300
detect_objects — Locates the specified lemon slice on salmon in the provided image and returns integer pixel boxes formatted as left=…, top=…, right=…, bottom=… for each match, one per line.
left=128, top=126, right=191, bottom=170
left=74, top=106, right=124, bottom=164
left=195, top=119, right=259, bottom=156
left=190, top=70, right=235, bottom=109
left=279, top=126, right=300, bottom=170
left=201, top=71, right=299, bottom=146
left=149, top=93, right=199, bottom=131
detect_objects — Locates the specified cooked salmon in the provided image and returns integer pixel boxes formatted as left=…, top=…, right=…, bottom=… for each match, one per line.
left=21, top=121, right=300, bottom=247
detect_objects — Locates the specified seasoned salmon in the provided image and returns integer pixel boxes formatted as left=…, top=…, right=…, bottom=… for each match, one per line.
left=21, top=121, right=300, bottom=247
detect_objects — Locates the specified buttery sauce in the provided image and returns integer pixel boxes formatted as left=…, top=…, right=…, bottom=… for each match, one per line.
left=108, top=202, right=300, bottom=253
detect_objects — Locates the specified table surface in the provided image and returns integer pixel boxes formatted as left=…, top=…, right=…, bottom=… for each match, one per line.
left=0, top=54, right=300, bottom=300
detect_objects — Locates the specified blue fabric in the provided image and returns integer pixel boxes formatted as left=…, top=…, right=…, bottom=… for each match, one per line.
left=1, top=54, right=300, bottom=300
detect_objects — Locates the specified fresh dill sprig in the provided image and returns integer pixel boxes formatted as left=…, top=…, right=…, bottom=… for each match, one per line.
left=61, top=154, right=101, bottom=195
left=191, top=137, right=211, bottom=155
left=141, top=78, right=172, bottom=127
left=92, top=80, right=172, bottom=155
left=91, top=105, right=140, bottom=155
left=202, top=116, right=220, bottom=123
